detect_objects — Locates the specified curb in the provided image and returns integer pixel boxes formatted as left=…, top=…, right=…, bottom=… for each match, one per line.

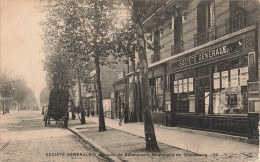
left=68, top=127, right=122, bottom=162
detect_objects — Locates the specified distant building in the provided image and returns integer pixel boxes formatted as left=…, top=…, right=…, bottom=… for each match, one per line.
left=85, top=57, right=127, bottom=117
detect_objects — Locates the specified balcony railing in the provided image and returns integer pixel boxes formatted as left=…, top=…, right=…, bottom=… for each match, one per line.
left=151, top=54, right=160, bottom=63
left=194, top=26, right=216, bottom=47
left=171, top=41, right=184, bottom=56
left=225, top=7, right=246, bottom=35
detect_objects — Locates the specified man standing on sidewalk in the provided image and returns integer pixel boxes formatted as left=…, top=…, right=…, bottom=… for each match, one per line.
left=124, top=103, right=129, bottom=124
left=119, top=103, right=125, bottom=126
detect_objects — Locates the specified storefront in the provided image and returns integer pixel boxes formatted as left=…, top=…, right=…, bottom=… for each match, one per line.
left=148, top=65, right=172, bottom=125
left=167, top=29, right=257, bottom=137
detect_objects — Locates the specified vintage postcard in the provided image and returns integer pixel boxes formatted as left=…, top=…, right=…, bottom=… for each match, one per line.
left=0, top=0, right=259, bottom=161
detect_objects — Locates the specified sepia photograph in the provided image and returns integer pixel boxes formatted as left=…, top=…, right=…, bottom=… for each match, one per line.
left=0, top=0, right=259, bottom=161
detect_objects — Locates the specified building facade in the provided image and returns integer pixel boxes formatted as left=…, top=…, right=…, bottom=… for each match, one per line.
left=126, top=0, right=260, bottom=143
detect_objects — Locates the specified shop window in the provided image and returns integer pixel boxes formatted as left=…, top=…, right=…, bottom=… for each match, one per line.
left=174, top=70, right=195, bottom=113
left=212, top=56, right=248, bottom=114
left=156, top=77, right=163, bottom=95
left=150, top=77, right=163, bottom=112
left=196, top=76, right=210, bottom=114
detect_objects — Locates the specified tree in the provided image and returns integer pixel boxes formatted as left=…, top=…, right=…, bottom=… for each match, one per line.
left=40, top=0, right=93, bottom=124
left=82, top=0, right=133, bottom=131
left=13, top=78, right=30, bottom=110
left=0, top=72, right=34, bottom=112
left=0, top=72, right=15, bottom=114
left=131, top=0, right=160, bottom=152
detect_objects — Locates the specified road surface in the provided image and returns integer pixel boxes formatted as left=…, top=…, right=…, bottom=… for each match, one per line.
left=0, top=110, right=106, bottom=162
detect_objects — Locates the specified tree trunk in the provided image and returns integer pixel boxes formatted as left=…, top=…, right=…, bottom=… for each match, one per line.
left=3, top=99, right=5, bottom=115
left=94, top=55, right=106, bottom=132
left=77, top=73, right=86, bottom=124
left=135, top=21, right=159, bottom=151
left=72, top=104, right=76, bottom=120
left=69, top=88, right=76, bottom=120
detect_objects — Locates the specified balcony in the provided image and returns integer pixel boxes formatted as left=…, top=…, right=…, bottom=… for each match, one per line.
left=194, top=26, right=216, bottom=47
left=225, top=7, right=246, bottom=35
left=171, top=41, right=184, bottom=56
left=151, top=54, right=160, bottom=63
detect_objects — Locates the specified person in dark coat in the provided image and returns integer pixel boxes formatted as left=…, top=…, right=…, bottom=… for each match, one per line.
left=124, top=103, right=129, bottom=124
left=42, top=106, right=45, bottom=115
left=91, top=110, right=94, bottom=117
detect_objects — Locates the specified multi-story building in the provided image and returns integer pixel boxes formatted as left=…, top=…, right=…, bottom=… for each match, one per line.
left=126, top=0, right=260, bottom=143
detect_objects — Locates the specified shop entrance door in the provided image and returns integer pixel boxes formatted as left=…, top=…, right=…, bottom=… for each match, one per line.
left=196, top=77, right=210, bottom=114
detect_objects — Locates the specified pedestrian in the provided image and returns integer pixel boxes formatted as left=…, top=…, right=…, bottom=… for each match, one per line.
left=119, top=103, right=125, bottom=126
left=124, top=103, right=129, bottom=124
left=43, top=106, right=48, bottom=121
left=42, top=106, right=45, bottom=115
left=87, top=108, right=90, bottom=117
left=91, top=110, right=94, bottom=117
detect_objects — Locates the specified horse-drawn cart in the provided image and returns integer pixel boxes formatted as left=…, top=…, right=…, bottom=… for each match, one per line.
left=44, top=89, right=69, bottom=128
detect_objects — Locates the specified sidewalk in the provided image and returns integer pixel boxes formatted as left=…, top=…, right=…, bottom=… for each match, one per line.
left=68, top=116, right=259, bottom=162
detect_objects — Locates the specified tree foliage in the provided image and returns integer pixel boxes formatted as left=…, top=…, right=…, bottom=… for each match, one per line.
left=39, top=0, right=129, bottom=128
left=0, top=72, right=14, bottom=98
left=0, top=72, right=35, bottom=106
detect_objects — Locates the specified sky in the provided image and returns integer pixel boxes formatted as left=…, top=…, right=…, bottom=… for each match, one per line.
left=0, top=0, right=46, bottom=102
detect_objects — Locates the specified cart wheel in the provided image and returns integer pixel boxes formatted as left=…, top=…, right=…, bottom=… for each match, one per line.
left=45, top=116, right=47, bottom=127
left=64, top=117, right=68, bottom=128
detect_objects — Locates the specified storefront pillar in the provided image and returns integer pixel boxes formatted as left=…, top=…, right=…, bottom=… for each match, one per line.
left=248, top=113, right=259, bottom=144
left=209, top=64, right=214, bottom=129
left=170, top=74, right=177, bottom=126
left=162, top=64, right=167, bottom=125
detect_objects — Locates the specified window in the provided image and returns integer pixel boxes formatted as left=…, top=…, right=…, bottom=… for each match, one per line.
left=198, top=0, right=215, bottom=30
left=172, top=15, right=183, bottom=55
left=174, top=70, right=195, bottom=113
left=150, top=77, right=163, bottom=112
left=226, top=0, right=246, bottom=34
left=155, top=77, right=163, bottom=95
left=151, top=30, right=160, bottom=63
left=212, top=56, right=248, bottom=114
left=154, top=30, right=160, bottom=55
left=195, top=0, right=215, bottom=46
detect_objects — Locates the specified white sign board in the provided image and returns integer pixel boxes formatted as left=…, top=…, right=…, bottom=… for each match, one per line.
left=174, top=81, right=178, bottom=93
left=183, top=79, right=188, bottom=93
left=178, top=80, right=183, bottom=93
left=188, top=78, right=193, bottom=92
left=221, top=71, right=229, bottom=88
left=240, top=67, right=248, bottom=86
left=213, top=72, right=220, bottom=89
left=230, top=69, right=238, bottom=87
left=189, top=95, right=195, bottom=112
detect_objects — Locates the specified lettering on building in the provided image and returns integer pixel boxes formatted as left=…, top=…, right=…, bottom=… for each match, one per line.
left=169, top=40, right=243, bottom=70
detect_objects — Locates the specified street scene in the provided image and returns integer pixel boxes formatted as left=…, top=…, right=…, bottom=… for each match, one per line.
left=1, top=0, right=260, bottom=161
